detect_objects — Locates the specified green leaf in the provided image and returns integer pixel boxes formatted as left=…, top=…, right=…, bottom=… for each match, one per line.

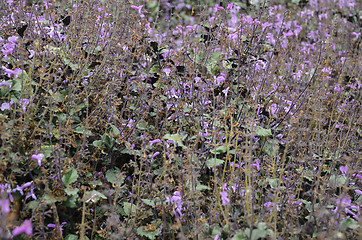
left=108, top=124, right=120, bottom=136
left=266, top=178, right=279, bottom=188
left=163, top=133, right=188, bottom=149
left=136, top=120, right=147, bottom=130
left=231, top=232, right=248, bottom=240
left=62, top=167, right=78, bottom=185
left=123, top=202, right=138, bottom=216
left=255, top=126, right=272, bottom=137
left=141, top=199, right=155, bottom=207
left=329, top=175, right=346, bottom=187
left=74, top=125, right=93, bottom=136
left=84, top=190, right=106, bottom=203
left=64, top=195, right=79, bottom=208
left=339, top=218, right=359, bottom=230
left=262, top=139, right=279, bottom=157
left=41, top=145, right=53, bottom=158
left=11, top=79, right=22, bottom=91
left=106, top=168, right=124, bottom=186
left=196, top=184, right=211, bottom=191
left=206, top=158, right=224, bottom=168
left=65, top=186, right=79, bottom=196
left=210, top=145, right=228, bottom=154
left=43, top=194, right=61, bottom=204
left=93, top=140, right=103, bottom=148
left=102, top=134, right=114, bottom=149
left=65, top=234, right=78, bottom=240
left=137, top=222, right=161, bottom=240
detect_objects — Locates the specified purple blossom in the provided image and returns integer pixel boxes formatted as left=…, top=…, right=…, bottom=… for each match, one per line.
left=0, top=199, right=10, bottom=214
left=1, top=101, right=14, bottom=111
left=264, top=201, right=275, bottom=212
left=166, top=191, right=184, bottom=217
left=0, top=81, right=12, bottom=87
left=12, top=219, right=33, bottom=236
left=226, top=3, right=234, bottom=10
left=131, top=5, right=145, bottom=17
left=214, top=75, right=225, bottom=86
left=43, top=1, right=52, bottom=9
left=251, top=159, right=261, bottom=171
left=1, top=66, right=23, bottom=79
left=32, top=153, right=44, bottom=166
left=163, top=68, right=171, bottom=76
left=20, top=98, right=30, bottom=112
left=340, top=165, right=348, bottom=176
left=8, top=36, right=18, bottom=43
left=47, top=222, right=67, bottom=234
left=214, top=4, right=224, bottom=11
left=25, top=185, right=37, bottom=200
left=220, top=190, right=229, bottom=205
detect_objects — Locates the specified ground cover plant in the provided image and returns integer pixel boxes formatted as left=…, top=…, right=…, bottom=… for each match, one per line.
left=0, top=0, right=361, bottom=239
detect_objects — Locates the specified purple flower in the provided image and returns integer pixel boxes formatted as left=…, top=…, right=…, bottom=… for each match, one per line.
left=251, top=159, right=261, bottom=171
left=264, top=201, right=274, bottom=212
left=0, top=81, right=12, bottom=87
left=131, top=5, right=145, bottom=17
left=47, top=222, right=67, bottom=234
left=220, top=191, right=229, bottom=205
left=1, top=101, right=13, bottom=111
left=339, top=165, right=348, bottom=176
left=43, top=1, right=52, bottom=9
left=12, top=219, right=33, bottom=236
left=0, top=199, right=10, bottom=214
left=149, top=139, right=162, bottom=146
left=1, top=66, right=23, bottom=79
left=163, top=68, right=171, bottom=76
left=214, top=75, right=225, bottom=86
left=166, top=191, right=184, bottom=217
left=214, top=4, right=224, bottom=11
left=20, top=98, right=30, bottom=112
left=32, top=153, right=44, bottom=166
left=25, top=185, right=37, bottom=200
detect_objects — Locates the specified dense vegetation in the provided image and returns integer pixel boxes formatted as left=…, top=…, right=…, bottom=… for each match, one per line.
left=0, top=0, right=361, bottom=239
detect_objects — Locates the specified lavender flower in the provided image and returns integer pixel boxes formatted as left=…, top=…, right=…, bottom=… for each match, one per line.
left=0, top=199, right=10, bottom=214
left=47, top=222, right=67, bottom=234
left=12, top=219, right=32, bottom=236
left=32, top=153, right=45, bottom=166
left=220, top=190, right=229, bottom=206
left=166, top=191, right=184, bottom=217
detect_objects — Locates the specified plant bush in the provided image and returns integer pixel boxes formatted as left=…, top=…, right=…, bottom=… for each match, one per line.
left=0, top=0, right=360, bottom=239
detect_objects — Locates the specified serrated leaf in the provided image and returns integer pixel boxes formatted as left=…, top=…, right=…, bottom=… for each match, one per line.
left=266, top=178, right=279, bottom=188
left=231, top=232, right=248, bottom=240
left=196, top=184, right=211, bottom=191
left=255, top=126, right=272, bottom=137
left=206, top=158, right=224, bottom=168
left=137, top=120, right=148, bottom=130
left=65, top=186, right=79, bottom=196
left=210, top=145, right=228, bottom=154
left=62, top=168, right=78, bottom=185
left=262, top=139, right=279, bottom=157
left=108, top=124, right=120, bottom=136
left=339, top=218, right=359, bottom=230
left=123, top=202, right=138, bottom=216
left=106, top=168, right=124, bottom=186
left=141, top=199, right=155, bottom=207
left=137, top=223, right=160, bottom=240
